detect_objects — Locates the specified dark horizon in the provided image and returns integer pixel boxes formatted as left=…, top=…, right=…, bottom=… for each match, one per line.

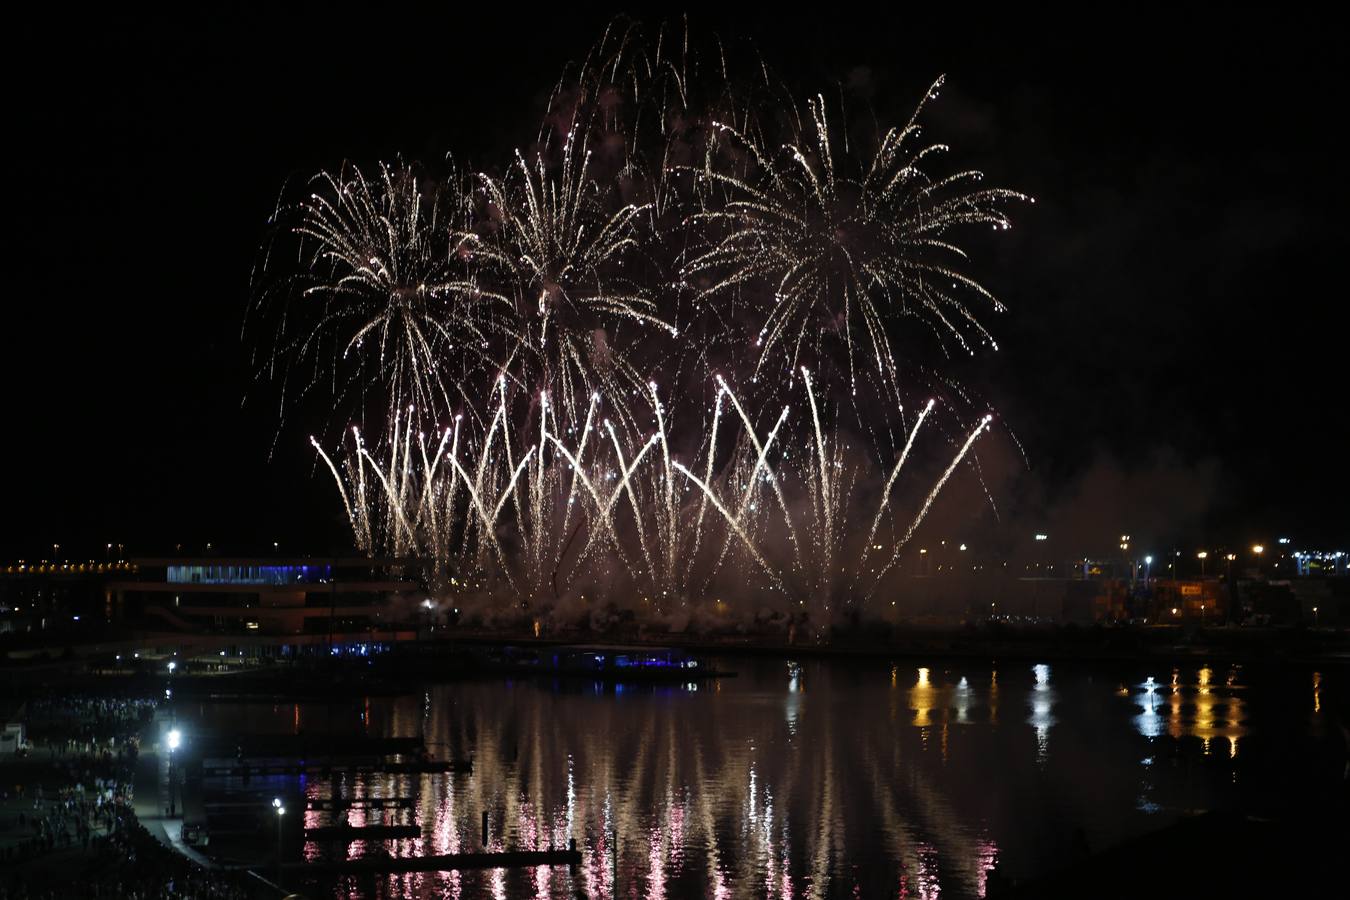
left=8, top=8, right=1347, bottom=559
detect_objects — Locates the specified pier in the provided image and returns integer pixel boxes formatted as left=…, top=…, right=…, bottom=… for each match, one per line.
left=199, top=758, right=472, bottom=778
left=304, top=824, right=421, bottom=841
left=285, top=847, right=583, bottom=874
left=307, top=796, right=415, bottom=811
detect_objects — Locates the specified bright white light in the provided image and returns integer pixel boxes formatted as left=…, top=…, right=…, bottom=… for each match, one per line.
left=1034, top=534, right=1048, bottom=541
left=1145, top=556, right=1153, bottom=564
left=167, top=729, right=181, bottom=751
left=167, top=661, right=177, bottom=673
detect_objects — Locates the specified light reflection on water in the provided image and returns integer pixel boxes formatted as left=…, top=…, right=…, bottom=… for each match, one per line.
left=179, top=659, right=1334, bottom=899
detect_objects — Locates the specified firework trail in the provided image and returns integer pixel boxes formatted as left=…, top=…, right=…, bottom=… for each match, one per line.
left=313, top=373, right=992, bottom=618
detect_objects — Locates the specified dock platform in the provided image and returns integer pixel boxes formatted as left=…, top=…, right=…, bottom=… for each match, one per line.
left=286, top=847, right=582, bottom=874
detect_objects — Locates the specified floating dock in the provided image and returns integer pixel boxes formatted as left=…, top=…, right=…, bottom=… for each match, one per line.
left=286, top=847, right=582, bottom=874
left=200, top=759, right=472, bottom=777
left=307, top=796, right=415, bottom=811
left=304, top=824, right=421, bottom=842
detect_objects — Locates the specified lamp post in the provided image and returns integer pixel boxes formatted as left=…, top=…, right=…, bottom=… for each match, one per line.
left=1197, top=551, right=1208, bottom=578
left=273, top=798, right=285, bottom=886
left=166, top=729, right=181, bottom=817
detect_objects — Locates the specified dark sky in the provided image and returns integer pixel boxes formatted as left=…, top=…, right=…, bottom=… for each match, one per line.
left=7, top=8, right=1346, bottom=558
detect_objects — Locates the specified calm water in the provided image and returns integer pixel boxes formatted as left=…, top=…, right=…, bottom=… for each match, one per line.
left=179, top=657, right=1343, bottom=899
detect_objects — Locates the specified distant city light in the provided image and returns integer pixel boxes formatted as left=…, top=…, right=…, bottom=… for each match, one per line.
left=1252, top=544, right=1264, bottom=554
left=1034, top=534, right=1048, bottom=541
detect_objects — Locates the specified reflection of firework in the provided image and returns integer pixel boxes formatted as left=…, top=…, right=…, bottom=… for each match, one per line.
left=259, top=19, right=1024, bottom=609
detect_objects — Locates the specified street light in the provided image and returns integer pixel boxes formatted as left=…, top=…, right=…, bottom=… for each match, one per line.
left=273, top=798, right=286, bottom=886
left=1197, top=551, right=1208, bottom=578
left=167, top=729, right=181, bottom=817
left=1252, top=544, right=1264, bottom=555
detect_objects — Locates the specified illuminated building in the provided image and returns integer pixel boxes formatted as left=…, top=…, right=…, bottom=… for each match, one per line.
left=105, top=556, right=424, bottom=636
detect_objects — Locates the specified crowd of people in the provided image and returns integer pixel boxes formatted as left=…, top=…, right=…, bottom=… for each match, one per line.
left=0, top=693, right=265, bottom=899
left=0, top=818, right=264, bottom=899
left=23, top=695, right=157, bottom=750
left=1, top=772, right=132, bottom=857
left=1, top=694, right=146, bottom=866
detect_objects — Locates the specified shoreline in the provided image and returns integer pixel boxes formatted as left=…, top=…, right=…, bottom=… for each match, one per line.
left=2, top=624, right=1348, bottom=699
left=412, top=623, right=1350, bottom=669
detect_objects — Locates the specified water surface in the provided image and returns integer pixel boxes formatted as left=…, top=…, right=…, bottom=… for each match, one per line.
left=179, top=657, right=1342, bottom=898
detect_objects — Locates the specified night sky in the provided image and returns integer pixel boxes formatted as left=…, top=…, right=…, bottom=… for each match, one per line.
left=8, top=8, right=1346, bottom=558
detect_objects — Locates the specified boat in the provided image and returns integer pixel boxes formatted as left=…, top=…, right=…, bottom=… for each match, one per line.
left=480, top=644, right=734, bottom=680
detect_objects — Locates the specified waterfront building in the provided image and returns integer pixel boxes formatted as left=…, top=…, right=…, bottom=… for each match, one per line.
left=104, top=557, right=425, bottom=636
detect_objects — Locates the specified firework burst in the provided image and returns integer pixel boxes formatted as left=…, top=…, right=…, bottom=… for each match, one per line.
left=682, top=78, right=1028, bottom=405
left=472, top=127, right=677, bottom=432
left=251, top=160, right=520, bottom=431
left=257, top=19, right=1025, bottom=618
